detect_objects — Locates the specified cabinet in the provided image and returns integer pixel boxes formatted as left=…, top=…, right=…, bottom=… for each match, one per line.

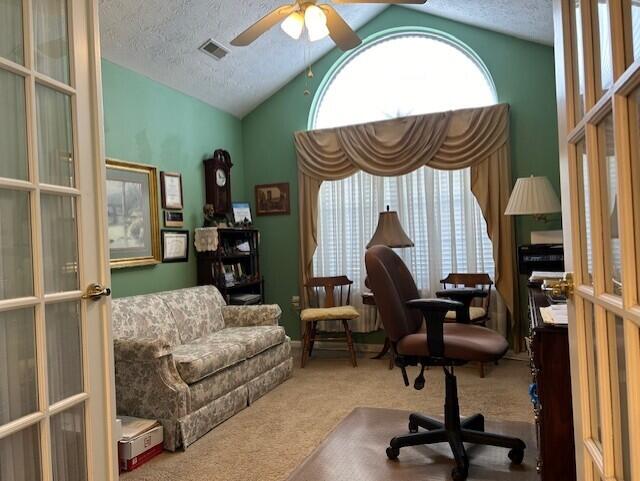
left=527, top=283, right=576, bottom=481
left=197, top=228, right=263, bottom=304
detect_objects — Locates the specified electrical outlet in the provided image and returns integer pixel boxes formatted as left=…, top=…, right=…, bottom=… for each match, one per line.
left=291, top=295, right=300, bottom=309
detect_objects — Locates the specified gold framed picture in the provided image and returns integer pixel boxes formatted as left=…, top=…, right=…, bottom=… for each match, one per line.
left=106, top=159, right=161, bottom=268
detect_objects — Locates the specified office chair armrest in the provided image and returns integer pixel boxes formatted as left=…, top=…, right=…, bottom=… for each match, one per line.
left=406, top=298, right=464, bottom=358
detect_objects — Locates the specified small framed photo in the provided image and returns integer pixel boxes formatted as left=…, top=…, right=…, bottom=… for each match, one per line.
left=164, top=211, right=184, bottom=228
left=255, top=182, right=290, bottom=216
left=160, top=172, right=183, bottom=210
left=161, top=230, right=189, bottom=263
left=232, top=202, right=252, bottom=224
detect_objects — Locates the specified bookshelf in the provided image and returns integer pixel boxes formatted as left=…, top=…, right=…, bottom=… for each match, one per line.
left=196, top=228, right=263, bottom=305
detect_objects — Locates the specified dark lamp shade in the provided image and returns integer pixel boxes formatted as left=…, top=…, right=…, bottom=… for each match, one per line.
left=366, top=211, right=414, bottom=249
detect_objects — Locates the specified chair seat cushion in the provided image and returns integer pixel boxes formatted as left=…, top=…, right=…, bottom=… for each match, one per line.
left=172, top=338, right=246, bottom=384
left=445, top=307, right=487, bottom=321
left=300, top=306, right=360, bottom=322
left=213, top=326, right=287, bottom=358
left=395, top=324, right=508, bottom=363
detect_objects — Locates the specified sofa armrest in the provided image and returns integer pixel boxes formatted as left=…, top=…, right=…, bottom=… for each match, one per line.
left=221, top=304, right=282, bottom=327
left=114, top=337, right=171, bottom=362
left=113, top=337, right=190, bottom=420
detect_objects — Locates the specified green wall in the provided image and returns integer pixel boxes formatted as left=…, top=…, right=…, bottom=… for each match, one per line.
left=241, top=6, right=561, bottom=341
left=102, top=60, right=245, bottom=298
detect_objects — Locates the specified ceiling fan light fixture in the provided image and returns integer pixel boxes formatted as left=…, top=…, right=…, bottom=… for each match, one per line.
left=281, top=11, right=305, bottom=40
left=304, top=4, right=329, bottom=42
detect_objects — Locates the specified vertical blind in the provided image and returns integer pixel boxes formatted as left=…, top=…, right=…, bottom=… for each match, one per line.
left=313, top=167, right=497, bottom=332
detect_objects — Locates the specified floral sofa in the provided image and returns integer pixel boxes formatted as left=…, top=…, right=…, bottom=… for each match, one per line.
left=111, top=285, right=293, bottom=450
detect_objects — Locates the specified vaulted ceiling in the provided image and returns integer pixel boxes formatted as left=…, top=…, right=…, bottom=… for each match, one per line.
left=98, top=1, right=553, bottom=118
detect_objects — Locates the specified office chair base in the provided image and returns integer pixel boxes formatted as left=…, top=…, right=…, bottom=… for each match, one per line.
left=386, top=368, right=526, bottom=481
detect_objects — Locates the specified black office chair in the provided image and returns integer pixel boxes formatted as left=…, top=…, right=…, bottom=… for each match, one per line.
left=365, top=246, right=525, bottom=481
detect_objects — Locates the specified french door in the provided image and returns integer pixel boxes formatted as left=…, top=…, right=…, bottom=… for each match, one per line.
left=0, top=0, right=116, bottom=480
left=554, top=0, right=640, bottom=479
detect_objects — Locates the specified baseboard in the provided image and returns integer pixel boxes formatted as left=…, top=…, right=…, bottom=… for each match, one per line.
left=291, top=340, right=526, bottom=361
left=290, top=340, right=385, bottom=354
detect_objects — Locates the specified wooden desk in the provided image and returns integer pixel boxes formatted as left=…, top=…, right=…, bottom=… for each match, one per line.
left=527, top=283, right=576, bottom=481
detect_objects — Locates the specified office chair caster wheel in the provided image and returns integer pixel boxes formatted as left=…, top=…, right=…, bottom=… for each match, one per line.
left=451, top=466, right=468, bottom=481
left=386, top=446, right=400, bottom=460
left=408, top=420, right=419, bottom=433
left=508, top=447, right=525, bottom=465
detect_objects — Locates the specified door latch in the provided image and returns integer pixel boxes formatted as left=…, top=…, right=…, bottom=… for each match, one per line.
left=82, top=283, right=112, bottom=301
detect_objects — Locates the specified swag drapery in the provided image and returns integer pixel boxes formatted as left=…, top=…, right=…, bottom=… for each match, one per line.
left=294, top=103, right=518, bottom=326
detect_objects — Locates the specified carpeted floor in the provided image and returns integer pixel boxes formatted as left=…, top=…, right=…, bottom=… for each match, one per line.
left=120, top=351, right=533, bottom=481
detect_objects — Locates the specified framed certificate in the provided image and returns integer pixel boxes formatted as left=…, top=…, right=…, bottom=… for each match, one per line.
left=160, top=172, right=184, bottom=210
left=161, top=230, right=189, bottom=262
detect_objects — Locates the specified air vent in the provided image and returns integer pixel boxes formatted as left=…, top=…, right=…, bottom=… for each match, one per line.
left=199, top=39, right=229, bottom=60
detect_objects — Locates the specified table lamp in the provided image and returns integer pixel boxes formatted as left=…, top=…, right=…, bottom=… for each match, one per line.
left=505, top=175, right=563, bottom=244
left=367, top=206, right=414, bottom=249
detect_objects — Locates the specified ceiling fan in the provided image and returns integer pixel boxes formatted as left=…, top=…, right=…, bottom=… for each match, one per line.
left=230, top=0, right=428, bottom=52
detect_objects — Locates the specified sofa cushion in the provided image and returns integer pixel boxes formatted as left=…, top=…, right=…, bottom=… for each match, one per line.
left=159, top=286, right=226, bottom=344
left=172, top=338, right=245, bottom=384
left=111, top=294, right=180, bottom=346
left=214, top=326, right=287, bottom=358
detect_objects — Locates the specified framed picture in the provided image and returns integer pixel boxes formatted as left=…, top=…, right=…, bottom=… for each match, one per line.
left=255, top=182, right=290, bottom=216
left=160, top=172, right=184, bottom=210
left=106, top=159, right=161, bottom=269
left=161, top=230, right=189, bottom=263
left=232, top=202, right=252, bottom=223
left=164, top=211, right=184, bottom=228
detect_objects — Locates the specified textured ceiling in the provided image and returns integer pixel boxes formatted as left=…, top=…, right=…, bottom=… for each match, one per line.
left=406, top=0, right=553, bottom=46
left=98, top=1, right=554, bottom=118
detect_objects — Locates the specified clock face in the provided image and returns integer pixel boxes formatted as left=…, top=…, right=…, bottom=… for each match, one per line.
left=216, top=169, right=227, bottom=187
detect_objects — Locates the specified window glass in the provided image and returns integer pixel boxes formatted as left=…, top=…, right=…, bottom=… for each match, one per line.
left=314, top=33, right=496, bottom=130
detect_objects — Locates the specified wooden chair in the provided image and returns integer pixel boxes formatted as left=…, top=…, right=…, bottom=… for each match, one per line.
left=300, top=276, right=359, bottom=368
left=440, top=273, right=493, bottom=326
left=440, top=273, right=494, bottom=378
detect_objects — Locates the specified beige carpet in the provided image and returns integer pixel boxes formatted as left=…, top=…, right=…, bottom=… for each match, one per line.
left=120, top=352, right=533, bottom=481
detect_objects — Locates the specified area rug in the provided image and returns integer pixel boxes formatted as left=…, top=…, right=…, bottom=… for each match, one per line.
left=286, top=407, right=537, bottom=481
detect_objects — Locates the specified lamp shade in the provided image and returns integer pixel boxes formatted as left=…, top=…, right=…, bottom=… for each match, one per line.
left=367, top=209, right=414, bottom=248
left=504, top=176, right=562, bottom=216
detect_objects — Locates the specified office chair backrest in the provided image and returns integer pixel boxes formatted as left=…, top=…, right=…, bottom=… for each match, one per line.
left=365, top=246, right=423, bottom=342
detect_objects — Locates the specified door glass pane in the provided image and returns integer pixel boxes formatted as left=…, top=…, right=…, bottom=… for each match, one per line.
left=0, top=69, right=28, bottom=180
left=0, top=0, right=24, bottom=65
left=0, top=309, right=37, bottom=424
left=631, top=0, right=640, bottom=61
left=0, top=190, right=33, bottom=300
left=577, top=140, right=593, bottom=284
left=573, top=0, right=586, bottom=120
left=0, top=424, right=42, bottom=481
left=46, top=301, right=83, bottom=404
left=598, top=114, right=621, bottom=295
left=629, top=87, right=640, bottom=304
left=597, top=0, right=614, bottom=91
left=41, top=195, right=79, bottom=293
left=50, top=404, right=87, bottom=481
left=610, top=314, right=630, bottom=481
left=33, top=0, right=70, bottom=85
left=36, top=85, right=74, bottom=187
left=585, top=301, right=602, bottom=445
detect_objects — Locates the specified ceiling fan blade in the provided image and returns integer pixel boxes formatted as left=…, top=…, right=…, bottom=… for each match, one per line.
left=231, top=4, right=297, bottom=46
left=332, top=0, right=427, bottom=3
left=319, top=5, right=362, bottom=51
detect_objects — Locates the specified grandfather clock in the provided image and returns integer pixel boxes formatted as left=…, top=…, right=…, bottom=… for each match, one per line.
left=204, top=149, right=232, bottom=214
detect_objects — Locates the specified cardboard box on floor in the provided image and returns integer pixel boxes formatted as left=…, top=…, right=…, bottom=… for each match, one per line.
left=118, top=416, right=163, bottom=472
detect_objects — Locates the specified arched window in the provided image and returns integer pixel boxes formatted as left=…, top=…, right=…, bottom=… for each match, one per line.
left=311, top=29, right=506, bottom=333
